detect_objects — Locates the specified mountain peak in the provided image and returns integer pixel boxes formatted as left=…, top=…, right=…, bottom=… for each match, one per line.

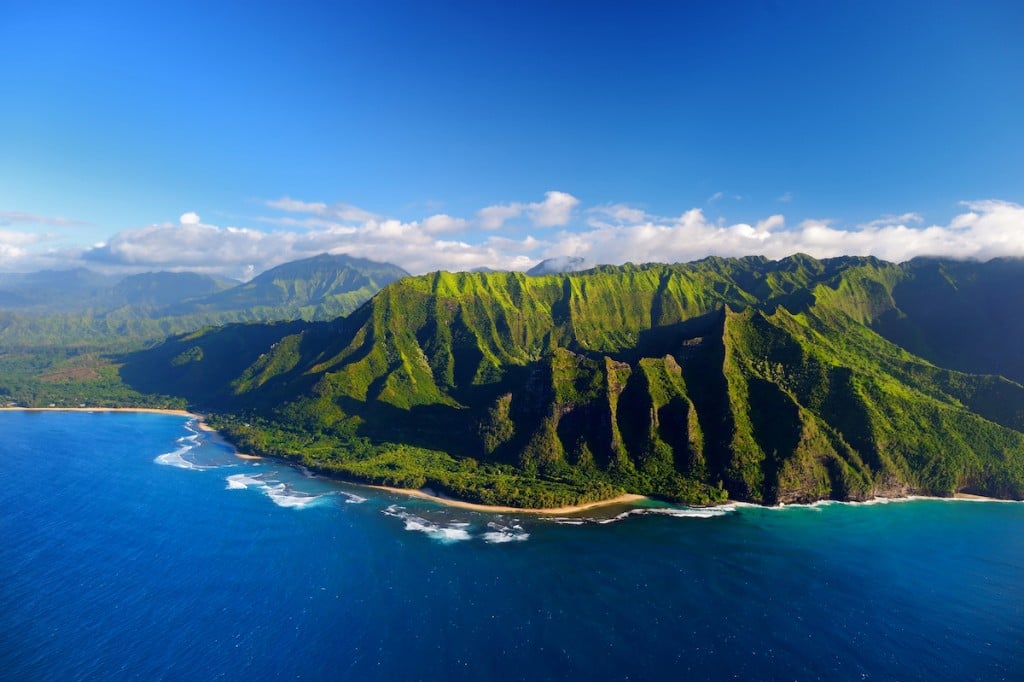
left=526, top=256, right=589, bottom=276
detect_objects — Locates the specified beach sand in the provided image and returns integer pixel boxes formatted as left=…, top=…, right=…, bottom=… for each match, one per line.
left=366, top=485, right=648, bottom=515
left=1, top=406, right=201, bottom=418
left=1, top=406, right=648, bottom=513
left=953, top=492, right=1001, bottom=501
left=24, top=408, right=1010, bottom=512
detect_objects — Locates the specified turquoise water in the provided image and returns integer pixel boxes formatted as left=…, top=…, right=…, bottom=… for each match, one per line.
left=1, top=412, right=1022, bottom=680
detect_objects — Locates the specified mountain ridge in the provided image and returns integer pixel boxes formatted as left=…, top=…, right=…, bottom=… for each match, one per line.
left=0, top=253, right=409, bottom=346
left=119, top=254, right=1024, bottom=508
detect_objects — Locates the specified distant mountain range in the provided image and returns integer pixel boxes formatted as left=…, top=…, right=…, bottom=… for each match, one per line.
left=118, top=254, right=1024, bottom=508
left=0, top=254, right=409, bottom=345
left=526, top=256, right=589, bottom=276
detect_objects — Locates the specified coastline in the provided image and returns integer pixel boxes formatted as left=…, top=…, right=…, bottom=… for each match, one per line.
left=952, top=492, right=999, bottom=501
left=771, top=492, right=1013, bottom=508
left=0, top=406, right=201, bottom=419
left=3, top=407, right=1015, bottom=512
left=0, top=406, right=649, bottom=514
left=366, top=485, right=648, bottom=515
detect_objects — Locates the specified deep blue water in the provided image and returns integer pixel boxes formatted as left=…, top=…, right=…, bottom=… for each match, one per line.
left=1, top=412, right=1022, bottom=680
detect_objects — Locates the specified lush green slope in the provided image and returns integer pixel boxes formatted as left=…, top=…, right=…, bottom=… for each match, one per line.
left=0, top=253, right=408, bottom=409
left=120, top=255, right=1024, bottom=507
left=0, top=253, right=409, bottom=347
left=164, top=253, right=409, bottom=320
left=871, top=258, right=1024, bottom=383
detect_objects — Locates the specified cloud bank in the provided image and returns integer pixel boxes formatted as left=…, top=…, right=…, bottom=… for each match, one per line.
left=3, top=194, right=1024, bottom=279
left=0, top=210, right=90, bottom=228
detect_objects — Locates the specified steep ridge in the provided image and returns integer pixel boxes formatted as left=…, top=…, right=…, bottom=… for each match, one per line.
left=122, top=255, right=1024, bottom=507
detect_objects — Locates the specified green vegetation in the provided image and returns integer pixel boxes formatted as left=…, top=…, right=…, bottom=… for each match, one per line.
left=0, top=253, right=407, bottom=406
left=8, top=253, right=1024, bottom=508
left=0, top=253, right=408, bottom=348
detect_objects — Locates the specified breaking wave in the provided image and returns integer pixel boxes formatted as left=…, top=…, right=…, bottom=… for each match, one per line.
left=482, top=521, right=529, bottom=543
left=597, top=505, right=737, bottom=524
left=382, top=505, right=473, bottom=543
left=153, top=421, right=214, bottom=470
left=224, top=472, right=356, bottom=509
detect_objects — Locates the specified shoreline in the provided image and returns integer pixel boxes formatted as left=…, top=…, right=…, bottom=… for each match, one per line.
left=952, top=492, right=999, bottom=501
left=0, top=406, right=201, bottom=418
left=365, top=485, right=648, bottom=515
left=0, top=406, right=650, bottom=514
left=3, top=407, right=1017, bottom=512
left=770, top=492, right=1015, bottom=508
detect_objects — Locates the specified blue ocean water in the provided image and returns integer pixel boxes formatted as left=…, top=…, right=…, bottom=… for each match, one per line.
left=1, top=412, right=1022, bottom=680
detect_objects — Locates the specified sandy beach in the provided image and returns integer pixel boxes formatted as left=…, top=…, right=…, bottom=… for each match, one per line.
left=366, top=485, right=648, bottom=515
left=1, top=406, right=649, bottom=513
left=7, top=407, right=1012, bottom=511
left=0, top=406, right=201, bottom=419
left=953, top=492, right=1002, bottom=501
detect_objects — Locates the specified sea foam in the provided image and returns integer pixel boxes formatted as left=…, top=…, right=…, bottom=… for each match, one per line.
left=382, top=505, right=473, bottom=543
left=597, top=505, right=737, bottom=524
left=482, top=521, right=529, bottom=543
left=154, top=421, right=211, bottom=470
left=224, top=473, right=340, bottom=509
left=154, top=445, right=207, bottom=470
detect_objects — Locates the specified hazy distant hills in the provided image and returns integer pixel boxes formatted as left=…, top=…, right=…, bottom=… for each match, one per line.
left=0, top=268, right=124, bottom=312
left=110, top=272, right=237, bottom=309
left=526, top=256, right=588, bottom=276
left=121, top=254, right=1024, bottom=508
left=0, top=253, right=409, bottom=345
left=165, top=254, right=408, bottom=318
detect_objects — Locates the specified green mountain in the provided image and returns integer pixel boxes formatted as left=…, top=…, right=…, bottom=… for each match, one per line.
left=0, top=268, right=123, bottom=312
left=108, top=272, right=235, bottom=309
left=525, top=256, right=589, bottom=276
left=0, top=253, right=409, bottom=347
left=120, top=255, right=1024, bottom=508
left=0, top=254, right=408, bottom=411
left=871, top=257, right=1024, bottom=383
left=165, top=253, right=409, bottom=320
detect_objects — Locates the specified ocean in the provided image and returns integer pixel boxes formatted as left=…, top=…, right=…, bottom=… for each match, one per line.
left=1, top=411, right=1021, bottom=680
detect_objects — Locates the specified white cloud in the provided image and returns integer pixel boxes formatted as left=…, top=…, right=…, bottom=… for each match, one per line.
left=0, top=210, right=89, bottom=227
left=5, top=196, right=1024, bottom=279
left=266, top=196, right=378, bottom=223
left=527, top=190, right=579, bottom=227
left=524, top=200, right=1024, bottom=269
left=266, top=197, right=328, bottom=214
left=777, top=192, right=794, bottom=203
left=0, top=229, right=49, bottom=247
left=422, top=214, right=470, bottom=234
left=476, top=191, right=580, bottom=230
left=589, top=203, right=649, bottom=224
left=256, top=215, right=359, bottom=232
left=861, top=212, right=923, bottom=229
left=476, top=203, right=524, bottom=230
left=0, top=230, right=61, bottom=269
left=756, top=214, right=786, bottom=232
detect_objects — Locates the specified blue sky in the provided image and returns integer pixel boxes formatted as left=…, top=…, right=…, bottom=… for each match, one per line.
left=2, top=0, right=1023, bottom=277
